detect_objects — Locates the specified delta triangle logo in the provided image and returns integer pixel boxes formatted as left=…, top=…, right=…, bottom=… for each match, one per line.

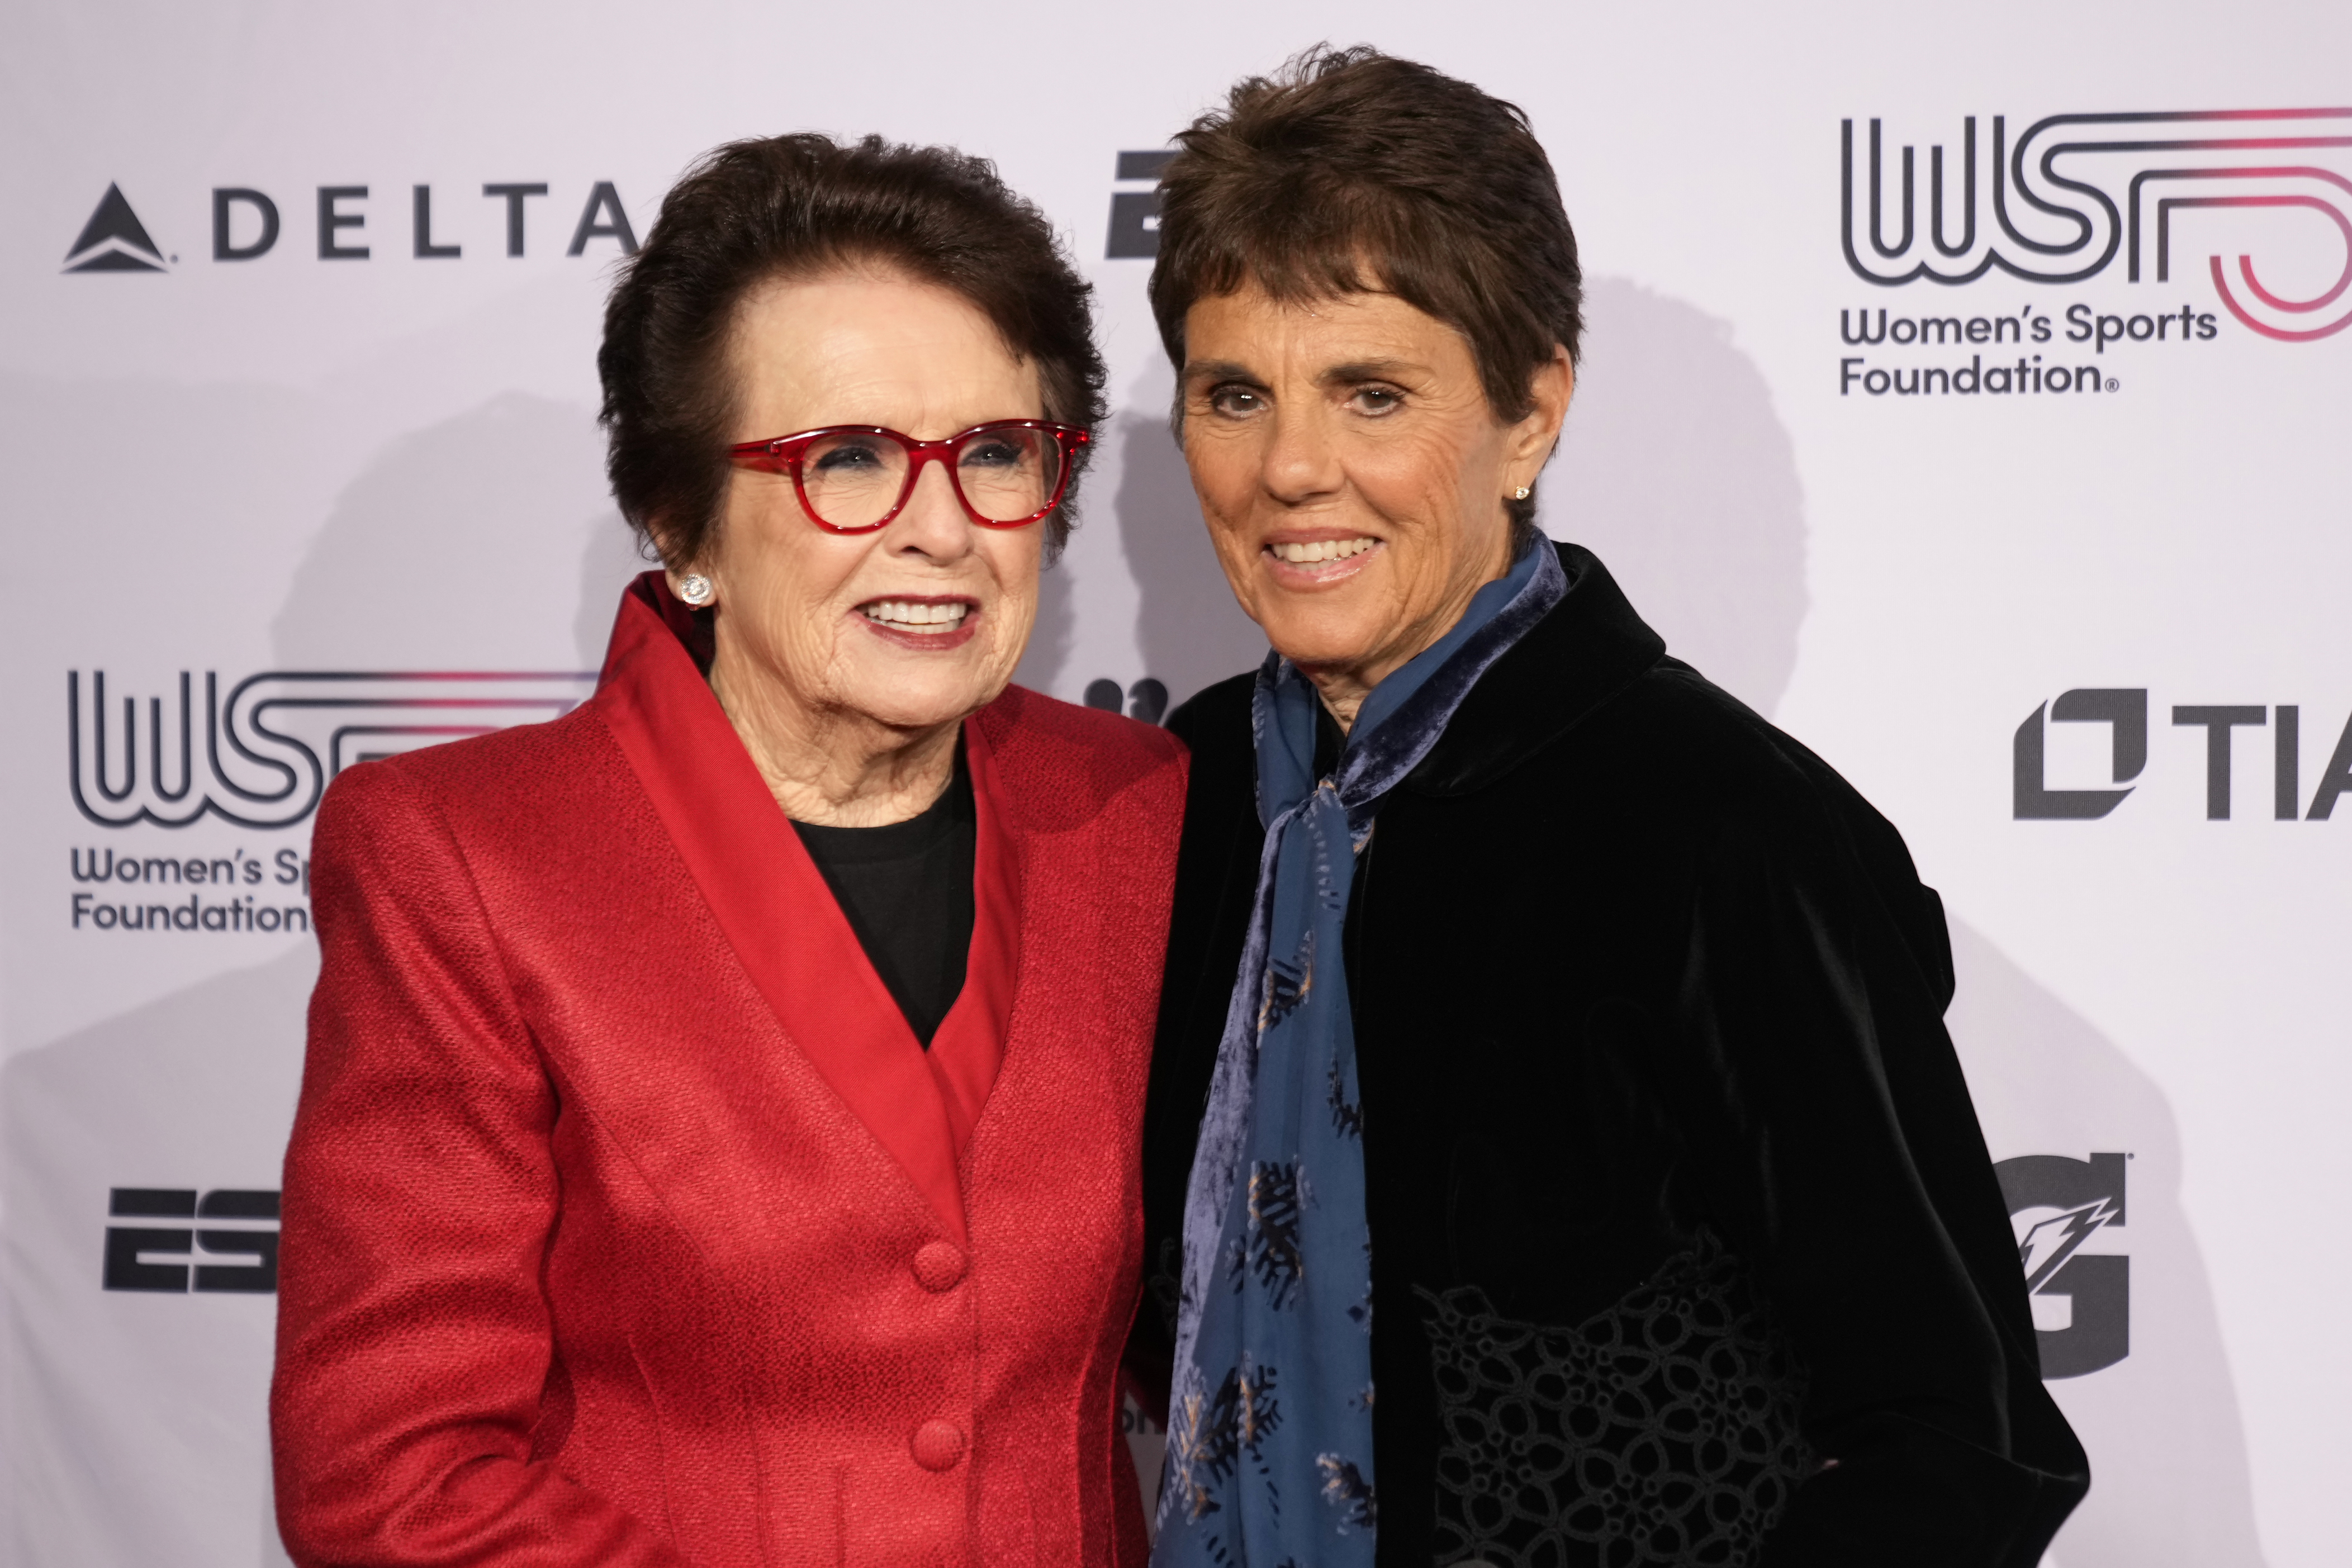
left=64, top=184, right=167, bottom=273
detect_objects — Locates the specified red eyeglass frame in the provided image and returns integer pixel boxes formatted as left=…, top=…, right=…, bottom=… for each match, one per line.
left=725, top=420, right=1090, bottom=534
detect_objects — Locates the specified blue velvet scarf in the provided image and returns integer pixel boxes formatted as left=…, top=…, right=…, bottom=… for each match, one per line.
left=1154, top=540, right=1567, bottom=1566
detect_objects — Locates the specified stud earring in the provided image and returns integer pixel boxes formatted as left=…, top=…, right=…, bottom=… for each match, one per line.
left=1512, top=486, right=1531, bottom=501
left=676, top=573, right=714, bottom=606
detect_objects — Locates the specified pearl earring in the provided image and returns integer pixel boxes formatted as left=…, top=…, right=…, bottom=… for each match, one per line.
left=1513, top=486, right=1531, bottom=501
left=677, top=573, right=714, bottom=606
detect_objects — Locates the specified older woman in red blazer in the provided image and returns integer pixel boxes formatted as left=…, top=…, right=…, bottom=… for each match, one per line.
left=270, top=134, right=1180, bottom=1568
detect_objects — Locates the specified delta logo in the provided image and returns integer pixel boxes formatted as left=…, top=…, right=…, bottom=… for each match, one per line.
left=63, top=184, right=170, bottom=273
left=59, top=179, right=638, bottom=274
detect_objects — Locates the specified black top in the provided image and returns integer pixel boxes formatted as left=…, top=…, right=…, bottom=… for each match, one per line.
left=1131, top=543, right=2088, bottom=1568
left=792, top=757, right=975, bottom=1047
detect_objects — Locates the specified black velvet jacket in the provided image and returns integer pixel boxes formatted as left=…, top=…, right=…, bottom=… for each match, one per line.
left=1132, top=544, right=2088, bottom=1568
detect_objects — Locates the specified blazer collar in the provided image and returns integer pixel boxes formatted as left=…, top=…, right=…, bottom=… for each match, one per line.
left=589, top=573, right=1019, bottom=1246
left=1401, top=541, right=1667, bottom=796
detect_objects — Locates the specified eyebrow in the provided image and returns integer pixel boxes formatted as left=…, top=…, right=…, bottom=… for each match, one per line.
left=1317, top=359, right=1422, bottom=387
left=1182, top=359, right=1261, bottom=387
left=1180, top=357, right=1426, bottom=388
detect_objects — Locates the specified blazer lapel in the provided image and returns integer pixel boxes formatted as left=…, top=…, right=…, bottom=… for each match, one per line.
left=593, top=574, right=1009, bottom=1246
left=923, top=719, right=1019, bottom=1151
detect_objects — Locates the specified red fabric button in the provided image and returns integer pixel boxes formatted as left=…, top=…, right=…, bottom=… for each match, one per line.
left=911, top=1419, right=966, bottom=1471
left=912, top=1241, right=968, bottom=1293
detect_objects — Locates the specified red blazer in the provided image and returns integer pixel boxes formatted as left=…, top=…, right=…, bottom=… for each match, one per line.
left=272, top=577, right=1186, bottom=1568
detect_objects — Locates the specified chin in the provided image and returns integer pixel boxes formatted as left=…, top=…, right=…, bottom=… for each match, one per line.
left=860, top=691, right=988, bottom=731
left=841, top=664, right=998, bottom=731
left=1256, top=608, right=1387, bottom=673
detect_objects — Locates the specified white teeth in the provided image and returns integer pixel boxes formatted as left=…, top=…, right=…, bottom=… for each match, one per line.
left=861, top=600, right=971, bottom=630
left=1270, top=538, right=1378, bottom=564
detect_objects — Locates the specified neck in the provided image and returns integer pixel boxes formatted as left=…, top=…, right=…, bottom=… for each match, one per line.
left=1304, top=671, right=1371, bottom=735
left=708, top=646, right=961, bottom=827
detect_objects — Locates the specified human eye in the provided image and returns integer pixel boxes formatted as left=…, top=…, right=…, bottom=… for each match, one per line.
left=1206, top=383, right=1267, bottom=417
left=810, top=436, right=890, bottom=473
left=1346, top=383, right=1406, bottom=416
left=958, top=434, right=1029, bottom=471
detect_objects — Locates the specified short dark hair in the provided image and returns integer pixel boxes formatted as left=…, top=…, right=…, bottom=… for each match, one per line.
left=1149, top=46, right=1582, bottom=541
left=600, top=132, right=1107, bottom=564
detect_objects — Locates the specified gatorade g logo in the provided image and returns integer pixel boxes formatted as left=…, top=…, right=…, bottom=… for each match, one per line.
left=1994, top=1152, right=2129, bottom=1379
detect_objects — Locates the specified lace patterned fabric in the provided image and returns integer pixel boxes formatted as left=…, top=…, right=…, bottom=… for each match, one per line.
left=1417, top=1233, right=1814, bottom=1568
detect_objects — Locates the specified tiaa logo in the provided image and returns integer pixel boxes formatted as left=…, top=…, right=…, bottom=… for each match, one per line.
left=69, top=669, right=596, bottom=829
left=1842, top=110, right=2352, bottom=341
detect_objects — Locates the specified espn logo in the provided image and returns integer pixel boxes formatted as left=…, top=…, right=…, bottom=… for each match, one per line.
left=103, top=1188, right=280, bottom=1294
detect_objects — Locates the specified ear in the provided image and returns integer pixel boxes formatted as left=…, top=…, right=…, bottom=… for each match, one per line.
left=1504, top=344, right=1575, bottom=491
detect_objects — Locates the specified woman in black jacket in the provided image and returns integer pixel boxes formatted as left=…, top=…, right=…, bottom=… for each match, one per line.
left=1130, top=47, right=2088, bottom=1568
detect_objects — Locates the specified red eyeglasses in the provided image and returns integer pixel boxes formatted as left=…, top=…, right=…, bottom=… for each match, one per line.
left=727, top=420, right=1089, bottom=534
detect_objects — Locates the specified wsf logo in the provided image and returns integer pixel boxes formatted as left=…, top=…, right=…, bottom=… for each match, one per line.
left=69, top=669, right=596, bottom=829
left=1842, top=109, right=2352, bottom=341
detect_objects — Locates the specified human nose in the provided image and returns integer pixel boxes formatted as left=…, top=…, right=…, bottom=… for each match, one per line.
left=1256, top=401, right=1344, bottom=506
left=884, top=451, right=978, bottom=560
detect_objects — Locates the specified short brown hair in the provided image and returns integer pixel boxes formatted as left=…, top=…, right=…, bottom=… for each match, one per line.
left=1149, top=47, right=1582, bottom=540
left=600, top=133, right=1107, bottom=564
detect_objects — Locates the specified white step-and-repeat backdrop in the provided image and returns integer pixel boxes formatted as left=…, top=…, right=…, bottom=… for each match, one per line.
left=2, top=3, right=2344, bottom=1565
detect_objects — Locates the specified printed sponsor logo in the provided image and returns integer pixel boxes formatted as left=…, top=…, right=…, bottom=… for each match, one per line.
left=103, top=1189, right=280, bottom=1294
left=63, top=180, right=637, bottom=272
left=1084, top=677, right=1170, bottom=724
left=1838, top=109, right=2352, bottom=392
left=1842, top=109, right=2352, bottom=336
left=1994, top=1153, right=2128, bottom=1378
left=69, top=844, right=311, bottom=934
left=2012, top=689, right=2352, bottom=820
left=63, top=184, right=170, bottom=273
left=1106, top=150, right=1175, bottom=260
left=1836, top=300, right=2221, bottom=398
left=68, top=669, right=595, bottom=830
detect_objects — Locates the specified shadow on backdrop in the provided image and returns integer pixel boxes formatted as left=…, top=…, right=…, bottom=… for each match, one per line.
left=1544, top=278, right=1808, bottom=718
left=1115, top=370, right=1269, bottom=713
left=1945, top=921, right=2265, bottom=1567
left=3, top=949, right=320, bottom=1568
left=580, top=517, right=655, bottom=669
left=1553, top=279, right=2256, bottom=1566
left=1011, top=548, right=1079, bottom=697
left=271, top=391, right=632, bottom=669
left=7, top=388, right=636, bottom=1568
left=1556, top=279, right=2256, bottom=1567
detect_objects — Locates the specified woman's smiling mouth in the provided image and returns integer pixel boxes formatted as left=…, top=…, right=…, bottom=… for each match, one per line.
left=856, top=596, right=979, bottom=649
left=1263, top=535, right=1384, bottom=586
left=1269, top=537, right=1379, bottom=564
